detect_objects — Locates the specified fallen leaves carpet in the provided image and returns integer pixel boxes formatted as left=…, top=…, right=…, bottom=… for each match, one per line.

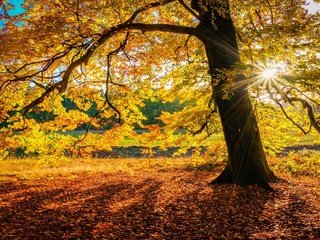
left=0, top=171, right=319, bottom=239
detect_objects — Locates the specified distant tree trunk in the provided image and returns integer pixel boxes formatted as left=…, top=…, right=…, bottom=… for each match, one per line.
left=191, top=0, right=278, bottom=188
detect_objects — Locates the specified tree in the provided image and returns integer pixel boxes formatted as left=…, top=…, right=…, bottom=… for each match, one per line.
left=0, top=0, right=319, bottom=188
left=191, top=0, right=277, bottom=188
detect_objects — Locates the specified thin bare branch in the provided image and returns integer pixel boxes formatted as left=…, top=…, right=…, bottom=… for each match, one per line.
left=75, top=33, right=131, bottom=144
left=266, top=86, right=309, bottom=134
left=278, top=100, right=309, bottom=134
left=0, top=47, right=74, bottom=92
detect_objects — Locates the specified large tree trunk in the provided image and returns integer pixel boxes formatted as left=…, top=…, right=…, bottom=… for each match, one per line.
left=191, top=0, right=277, bottom=188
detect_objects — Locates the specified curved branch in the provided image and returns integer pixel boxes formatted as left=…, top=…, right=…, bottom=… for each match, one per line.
left=19, top=1, right=200, bottom=115
left=289, top=97, right=320, bottom=133
left=284, top=84, right=320, bottom=107
left=270, top=81, right=320, bottom=133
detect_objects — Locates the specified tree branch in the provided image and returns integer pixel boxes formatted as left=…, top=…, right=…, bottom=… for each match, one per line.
left=266, top=86, right=309, bottom=134
left=22, top=23, right=198, bottom=114
left=270, top=81, right=320, bottom=133
left=285, top=84, right=320, bottom=108
left=124, top=0, right=177, bottom=24
left=288, top=97, right=320, bottom=133
left=276, top=100, right=309, bottom=134
left=178, top=0, right=200, bottom=20
left=75, top=33, right=131, bottom=144
left=0, top=47, right=74, bottom=92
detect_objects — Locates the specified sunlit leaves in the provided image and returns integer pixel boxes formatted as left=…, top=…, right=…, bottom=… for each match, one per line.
left=0, top=0, right=319, bottom=158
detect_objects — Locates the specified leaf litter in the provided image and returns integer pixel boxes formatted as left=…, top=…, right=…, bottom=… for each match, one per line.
left=0, top=171, right=319, bottom=239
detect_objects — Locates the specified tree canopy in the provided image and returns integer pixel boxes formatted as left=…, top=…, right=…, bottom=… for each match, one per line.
left=0, top=0, right=319, bottom=159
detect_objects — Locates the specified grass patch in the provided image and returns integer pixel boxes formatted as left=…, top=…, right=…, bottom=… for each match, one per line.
left=1, top=149, right=319, bottom=181
left=0, top=157, right=197, bottom=180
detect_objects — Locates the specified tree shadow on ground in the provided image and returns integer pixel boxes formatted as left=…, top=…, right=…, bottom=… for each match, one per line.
left=0, top=172, right=319, bottom=239
left=270, top=193, right=320, bottom=239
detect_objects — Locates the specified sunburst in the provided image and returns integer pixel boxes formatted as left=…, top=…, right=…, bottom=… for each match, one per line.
left=261, top=67, right=277, bottom=81
left=250, top=62, right=287, bottom=89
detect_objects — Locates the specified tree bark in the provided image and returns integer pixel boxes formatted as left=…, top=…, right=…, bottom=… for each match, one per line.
left=191, top=0, right=278, bottom=189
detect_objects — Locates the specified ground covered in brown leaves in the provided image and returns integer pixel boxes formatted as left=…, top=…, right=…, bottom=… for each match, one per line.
left=0, top=170, right=319, bottom=239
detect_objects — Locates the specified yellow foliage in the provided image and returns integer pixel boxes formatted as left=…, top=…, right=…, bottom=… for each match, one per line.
left=0, top=0, right=319, bottom=159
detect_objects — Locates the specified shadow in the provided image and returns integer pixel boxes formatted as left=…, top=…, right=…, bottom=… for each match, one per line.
left=0, top=173, right=319, bottom=239
left=272, top=193, right=320, bottom=239
left=278, top=144, right=320, bottom=156
left=0, top=181, right=33, bottom=195
left=203, top=185, right=277, bottom=239
left=0, top=176, right=164, bottom=239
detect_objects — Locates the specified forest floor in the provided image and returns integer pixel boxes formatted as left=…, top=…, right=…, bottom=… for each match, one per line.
left=0, top=159, right=319, bottom=240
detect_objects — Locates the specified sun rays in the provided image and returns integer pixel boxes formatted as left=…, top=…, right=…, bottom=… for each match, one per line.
left=261, top=67, right=277, bottom=81
left=252, top=62, right=288, bottom=89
